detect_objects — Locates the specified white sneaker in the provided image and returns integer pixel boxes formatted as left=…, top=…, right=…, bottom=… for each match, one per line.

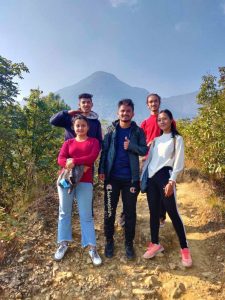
left=89, top=248, right=102, bottom=266
left=54, top=242, right=68, bottom=261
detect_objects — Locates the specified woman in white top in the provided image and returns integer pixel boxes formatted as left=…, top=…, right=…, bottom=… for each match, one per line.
left=141, top=109, right=192, bottom=267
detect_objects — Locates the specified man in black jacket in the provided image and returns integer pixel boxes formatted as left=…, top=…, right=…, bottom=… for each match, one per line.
left=98, top=99, right=148, bottom=259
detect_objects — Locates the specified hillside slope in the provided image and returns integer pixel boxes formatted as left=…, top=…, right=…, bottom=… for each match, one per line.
left=0, top=180, right=224, bottom=299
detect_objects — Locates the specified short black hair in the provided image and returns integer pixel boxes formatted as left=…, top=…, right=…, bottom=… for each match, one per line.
left=78, top=93, right=93, bottom=100
left=118, top=99, right=134, bottom=112
left=146, top=93, right=161, bottom=105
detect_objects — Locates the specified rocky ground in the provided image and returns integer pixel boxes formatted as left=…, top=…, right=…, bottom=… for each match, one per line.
left=0, top=180, right=225, bottom=300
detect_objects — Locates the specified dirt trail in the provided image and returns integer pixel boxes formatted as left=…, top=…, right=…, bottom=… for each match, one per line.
left=0, top=180, right=224, bottom=300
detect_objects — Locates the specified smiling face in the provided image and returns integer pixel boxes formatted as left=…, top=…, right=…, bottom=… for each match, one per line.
left=117, top=104, right=134, bottom=123
left=157, top=112, right=172, bottom=133
left=147, top=95, right=160, bottom=114
left=73, top=119, right=89, bottom=137
left=78, top=98, right=93, bottom=115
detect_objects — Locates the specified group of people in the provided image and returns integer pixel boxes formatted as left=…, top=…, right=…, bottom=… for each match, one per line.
left=50, top=92, right=192, bottom=268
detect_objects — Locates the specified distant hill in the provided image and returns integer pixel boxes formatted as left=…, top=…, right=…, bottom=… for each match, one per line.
left=55, top=71, right=199, bottom=123
left=162, top=91, right=199, bottom=120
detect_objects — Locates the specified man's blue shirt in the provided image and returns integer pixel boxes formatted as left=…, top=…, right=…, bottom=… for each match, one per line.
left=111, top=126, right=131, bottom=180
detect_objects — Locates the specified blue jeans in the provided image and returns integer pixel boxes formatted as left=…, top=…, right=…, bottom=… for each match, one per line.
left=57, top=182, right=96, bottom=247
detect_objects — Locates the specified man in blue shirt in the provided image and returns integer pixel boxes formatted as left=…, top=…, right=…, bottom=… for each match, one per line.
left=99, top=99, right=148, bottom=259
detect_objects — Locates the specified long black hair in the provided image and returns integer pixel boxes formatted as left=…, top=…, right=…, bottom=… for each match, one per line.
left=158, top=109, right=180, bottom=138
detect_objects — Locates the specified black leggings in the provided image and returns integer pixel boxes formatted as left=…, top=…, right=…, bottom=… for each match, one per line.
left=146, top=167, right=188, bottom=249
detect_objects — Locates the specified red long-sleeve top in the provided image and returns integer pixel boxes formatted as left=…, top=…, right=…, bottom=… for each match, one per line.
left=58, top=137, right=100, bottom=183
left=141, top=114, right=160, bottom=145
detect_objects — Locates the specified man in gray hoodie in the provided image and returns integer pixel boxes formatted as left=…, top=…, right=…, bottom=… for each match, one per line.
left=50, top=93, right=102, bottom=144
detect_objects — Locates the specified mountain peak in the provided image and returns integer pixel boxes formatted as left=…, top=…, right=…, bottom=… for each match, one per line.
left=87, top=71, right=118, bottom=81
left=56, top=72, right=198, bottom=122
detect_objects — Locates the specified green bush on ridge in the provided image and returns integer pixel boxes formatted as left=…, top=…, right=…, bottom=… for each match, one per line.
left=177, top=67, right=225, bottom=188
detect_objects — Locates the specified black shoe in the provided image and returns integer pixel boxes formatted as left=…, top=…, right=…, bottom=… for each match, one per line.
left=125, top=243, right=135, bottom=259
left=104, top=240, right=114, bottom=258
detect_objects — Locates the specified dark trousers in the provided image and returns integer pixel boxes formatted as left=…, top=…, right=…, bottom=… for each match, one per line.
left=160, top=200, right=166, bottom=220
left=104, top=178, right=140, bottom=244
left=146, top=167, right=188, bottom=249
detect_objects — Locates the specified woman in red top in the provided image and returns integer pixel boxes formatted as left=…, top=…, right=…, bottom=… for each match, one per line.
left=54, top=115, right=102, bottom=266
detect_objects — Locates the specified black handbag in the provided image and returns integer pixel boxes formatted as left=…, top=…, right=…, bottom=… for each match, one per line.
left=140, top=141, right=155, bottom=193
left=140, top=167, right=148, bottom=193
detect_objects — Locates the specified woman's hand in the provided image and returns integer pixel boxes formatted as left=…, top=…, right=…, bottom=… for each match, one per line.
left=83, top=166, right=90, bottom=173
left=164, top=181, right=175, bottom=197
left=147, top=140, right=152, bottom=147
left=98, top=174, right=105, bottom=181
left=66, top=158, right=74, bottom=170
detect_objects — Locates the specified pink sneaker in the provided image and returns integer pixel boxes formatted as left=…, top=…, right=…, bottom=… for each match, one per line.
left=143, top=242, right=164, bottom=259
left=181, top=248, right=192, bottom=267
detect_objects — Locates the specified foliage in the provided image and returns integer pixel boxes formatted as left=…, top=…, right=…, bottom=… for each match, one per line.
left=0, top=55, right=29, bottom=108
left=0, top=89, right=70, bottom=209
left=177, top=67, right=225, bottom=184
left=100, top=119, right=110, bottom=135
left=0, top=55, right=70, bottom=211
left=0, top=206, right=21, bottom=241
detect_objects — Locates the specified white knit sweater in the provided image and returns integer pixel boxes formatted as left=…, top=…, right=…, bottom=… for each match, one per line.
left=147, top=133, right=184, bottom=182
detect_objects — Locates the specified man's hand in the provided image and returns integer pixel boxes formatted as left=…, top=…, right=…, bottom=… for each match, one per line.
left=124, top=136, right=130, bottom=150
left=164, top=181, right=175, bottom=197
left=98, top=174, right=105, bottom=181
left=68, top=110, right=82, bottom=116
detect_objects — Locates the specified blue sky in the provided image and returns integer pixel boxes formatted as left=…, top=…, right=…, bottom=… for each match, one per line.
left=1, top=0, right=225, bottom=99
